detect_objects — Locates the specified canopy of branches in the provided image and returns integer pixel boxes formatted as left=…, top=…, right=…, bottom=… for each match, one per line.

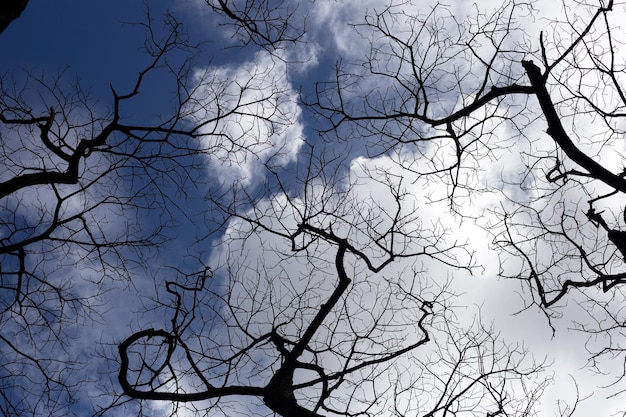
left=1, top=1, right=626, bottom=416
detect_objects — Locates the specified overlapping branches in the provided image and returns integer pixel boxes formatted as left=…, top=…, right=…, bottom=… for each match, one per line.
left=206, top=0, right=305, bottom=49
left=6, top=0, right=626, bottom=415
left=117, top=142, right=548, bottom=416
left=0, top=8, right=297, bottom=416
left=310, top=0, right=626, bottom=311
left=305, top=0, right=626, bottom=394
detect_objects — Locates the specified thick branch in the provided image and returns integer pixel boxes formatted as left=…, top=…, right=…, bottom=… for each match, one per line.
left=320, top=83, right=534, bottom=131
left=522, top=60, right=626, bottom=193
left=263, top=241, right=351, bottom=417
left=117, top=243, right=353, bottom=416
left=118, top=328, right=265, bottom=401
left=0, top=122, right=116, bottom=198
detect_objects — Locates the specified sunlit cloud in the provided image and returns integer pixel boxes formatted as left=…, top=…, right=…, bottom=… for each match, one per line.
left=185, top=50, right=304, bottom=186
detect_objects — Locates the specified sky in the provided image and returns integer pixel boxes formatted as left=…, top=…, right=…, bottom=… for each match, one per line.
left=2, top=0, right=626, bottom=416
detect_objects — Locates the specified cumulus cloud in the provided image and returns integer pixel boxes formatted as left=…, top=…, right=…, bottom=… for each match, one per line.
left=185, top=50, right=304, bottom=186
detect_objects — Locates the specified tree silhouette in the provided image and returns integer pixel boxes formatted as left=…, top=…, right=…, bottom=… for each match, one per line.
left=310, top=0, right=626, bottom=400
left=4, top=0, right=626, bottom=416
left=0, top=8, right=298, bottom=416
left=0, top=0, right=28, bottom=34
left=118, top=152, right=548, bottom=416
left=109, top=0, right=626, bottom=415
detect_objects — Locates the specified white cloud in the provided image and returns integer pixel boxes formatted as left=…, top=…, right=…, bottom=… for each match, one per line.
left=196, top=144, right=564, bottom=415
left=186, top=50, right=304, bottom=186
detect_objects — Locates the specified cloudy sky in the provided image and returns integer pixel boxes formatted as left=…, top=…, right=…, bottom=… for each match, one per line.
left=2, top=1, right=626, bottom=416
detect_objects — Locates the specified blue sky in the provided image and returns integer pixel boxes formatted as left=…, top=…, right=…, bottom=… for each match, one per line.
left=1, top=2, right=152, bottom=88
left=3, top=1, right=626, bottom=416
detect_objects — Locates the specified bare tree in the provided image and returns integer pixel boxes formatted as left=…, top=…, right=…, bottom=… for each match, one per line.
left=118, top=148, right=549, bottom=416
left=0, top=8, right=297, bottom=416
left=118, top=0, right=626, bottom=415
left=308, top=0, right=626, bottom=402
left=6, top=0, right=626, bottom=415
